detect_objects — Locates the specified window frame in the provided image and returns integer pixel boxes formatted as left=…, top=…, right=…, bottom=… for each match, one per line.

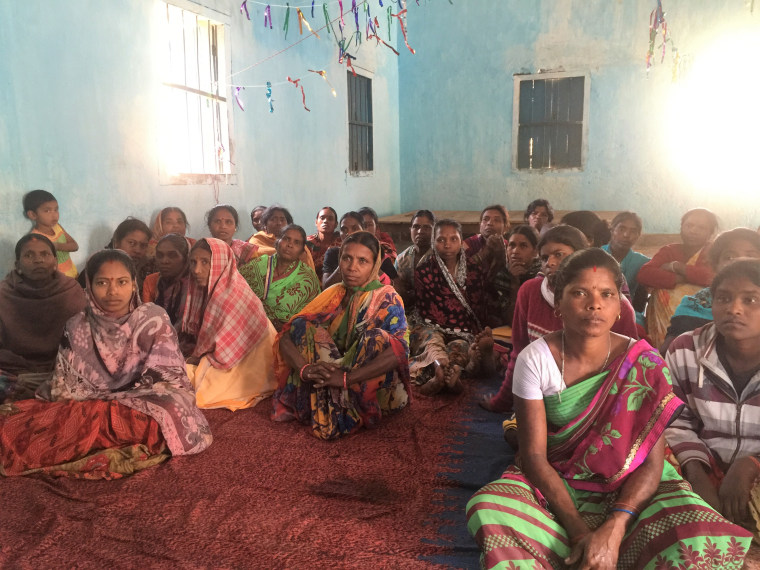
left=347, top=71, right=374, bottom=176
left=159, top=0, right=236, bottom=185
left=511, top=71, right=590, bottom=173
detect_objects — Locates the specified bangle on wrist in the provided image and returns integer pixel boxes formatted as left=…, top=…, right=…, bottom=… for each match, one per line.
left=610, top=502, right=640, bottom=519
left=343, top=371, right=348, bottom=390
left=299, top=364, right=309, bottom=380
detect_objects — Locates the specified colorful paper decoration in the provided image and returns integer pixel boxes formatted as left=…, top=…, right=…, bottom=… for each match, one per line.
left=391, top=8, right=414, bottom=54
left=287, top=76, right=310, bottom=111
left=308, top=69, right=338, bottom=97
left=296, top=8, right=320, bottom=38
left=266, top=81, right=274, bottom=113
left=240, top=0, right=250, bottom=20
left=264, top=5, right=273, bottom=28
left=234, top=86, right=246, bottom=110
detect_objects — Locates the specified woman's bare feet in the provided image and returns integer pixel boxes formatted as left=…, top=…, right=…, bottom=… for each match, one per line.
left=444, top=364, right=464, bottom=394
left=467, top=328, right=496, bottom=377
left=418, top=361, right=446, bottom=396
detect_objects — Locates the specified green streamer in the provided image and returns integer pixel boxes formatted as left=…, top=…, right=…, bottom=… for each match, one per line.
left=323, top=3, right=331, bottom=35
left=283, top=3, right=291, bottom=39
left=387, top=6, right=392, bottom=42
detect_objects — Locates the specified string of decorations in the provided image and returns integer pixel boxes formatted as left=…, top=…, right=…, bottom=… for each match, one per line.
left=646, top=0, right=683, bottom=81
left=230, top=0, right=439, bottom=112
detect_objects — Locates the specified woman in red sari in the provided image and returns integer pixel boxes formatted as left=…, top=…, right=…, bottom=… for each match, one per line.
left=467, top=248, right=751, bottom=569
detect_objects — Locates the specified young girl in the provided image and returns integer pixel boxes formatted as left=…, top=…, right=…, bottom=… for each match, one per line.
left=23, top=189, right=79, bottom=278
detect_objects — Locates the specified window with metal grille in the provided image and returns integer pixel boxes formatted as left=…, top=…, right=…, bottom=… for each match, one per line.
left=513, top=73, right=588, bottom=171
left=161, top=3, right=230, bottom=177
left=347, top=72, right=373, bottom=173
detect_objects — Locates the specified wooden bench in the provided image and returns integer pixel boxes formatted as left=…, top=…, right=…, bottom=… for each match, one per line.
left=379, top=210, right=676, bottom=257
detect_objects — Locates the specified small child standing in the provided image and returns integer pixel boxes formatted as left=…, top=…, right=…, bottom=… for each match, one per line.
left=23, top=189, right=79, bottom=278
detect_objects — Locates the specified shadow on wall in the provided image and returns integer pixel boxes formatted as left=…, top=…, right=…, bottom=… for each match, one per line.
left=0, top=239, right=17, bottom=275
left=84, top=226, right=117, bottom=259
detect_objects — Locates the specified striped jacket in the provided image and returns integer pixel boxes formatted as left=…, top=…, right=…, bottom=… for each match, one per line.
left=664, top=323, right=760, bottom=471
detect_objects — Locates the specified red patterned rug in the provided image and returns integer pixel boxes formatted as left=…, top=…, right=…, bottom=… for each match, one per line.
left=0, top=390, right=473, bottom=568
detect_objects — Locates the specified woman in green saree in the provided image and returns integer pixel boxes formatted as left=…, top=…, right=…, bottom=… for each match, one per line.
left=239, top=225, right=320, bottom=331
left=467, top=248, right=752, bottom=569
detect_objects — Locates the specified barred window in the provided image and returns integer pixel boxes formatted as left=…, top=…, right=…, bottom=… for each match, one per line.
left=347, top=72, right=373, bottom=173
left=513, top=73, right=588, bottom=171
left=161, top=2, right=230, bottom=178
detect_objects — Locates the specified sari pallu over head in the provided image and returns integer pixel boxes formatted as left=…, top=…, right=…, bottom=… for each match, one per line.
left=49, top=285, right=212, bottom=456
left=181, top=238, right=269, bottom=370
left=273, top=240, right=410, bottom=390
left=544, top=339, right=684, bottom=493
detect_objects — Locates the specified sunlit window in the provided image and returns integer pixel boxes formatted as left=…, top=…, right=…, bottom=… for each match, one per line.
left=347, top=72, right=373, bottom=173
left=161, top=3, right=230, bottom=177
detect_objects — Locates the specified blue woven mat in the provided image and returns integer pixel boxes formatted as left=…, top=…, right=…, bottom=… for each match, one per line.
left=421, top=376, right=516, bottom=569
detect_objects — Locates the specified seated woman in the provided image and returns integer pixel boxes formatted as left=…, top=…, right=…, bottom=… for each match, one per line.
left=560, top=210, right=611, bottom=247
left=409, top=219, right=492, bottom=395
left=306, top=206, right=340, bottom=276
left=484, top=225, right=541, bottom=328
left=80, top=218, right=155, bottom=293
left=147, top=206, right=195, bottom=258
left=181, top=238, right=277, bottom=411
left=249, top=204, right=266, bottom=235
left=205, top=204, right=258, bottom=266
left=239, top=224, right=321, bottom=331
left=0, top=235, right=86, bottom=401
left=524, top=198, right=554, bottom=234
left=602, top=211, right=650, bottom=320
left=482, top=226, right=638, bottom=413
left=393, top=209, right=435, bottom=309
left=467, top=248, right=752, bottom=569
left=272, top=231, right=410, bottom=440
left=322, top=211, right=364, bottom=288
left=638, top=208, right=718, bottom=347
left=249, top=205, right=315, bottom=270
left=0, top=250, right=212, bottom=479
left=463, top=205, right=509, bottom=276
left=661, top=227, right=760, bottom=352
left=665, top=259, right=760, bottom=538
left=141, top=233, right=190, bottom=328
left=358, top=206, right=397, bottom=261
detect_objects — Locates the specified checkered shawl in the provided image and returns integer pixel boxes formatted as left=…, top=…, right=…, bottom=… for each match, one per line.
left=181, top=238, right=269, bottom=369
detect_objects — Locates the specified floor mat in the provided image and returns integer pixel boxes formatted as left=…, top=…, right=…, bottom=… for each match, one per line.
left=1, top=389, right=477, bottom=569
left=421, top=375, right=515, bottom=569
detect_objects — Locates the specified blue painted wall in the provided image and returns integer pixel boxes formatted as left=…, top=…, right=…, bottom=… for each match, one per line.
left=0, top=0, right=400, bottom=272
left=399, top=1, right=760, bottom=233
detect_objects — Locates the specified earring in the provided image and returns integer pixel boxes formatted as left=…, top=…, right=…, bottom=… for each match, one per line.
left=617, top=314, right=621, bottom=321
left=554, top=309, right=561, bottom=318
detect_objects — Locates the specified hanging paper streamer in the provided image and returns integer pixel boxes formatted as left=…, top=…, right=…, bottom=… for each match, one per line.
left=339, top=0, right=345, bottom=26
left=240, top=0, right=250, bottom=20
left=234, top=87, right=246, bottom=111
left=353, top=0, right=360, bottom=33
left=296, top=8, right=320, bottom=38
left=323, top=3, right=332, bottom=35
left=345, top=53, right=357, bottom=76
left=283, top=3, right=291, bottom=39
left=308, top=69, right=337, bottom=97
left=368, top=33, right=399, bottom=55
left=311, top=0, right=315, bottom=17
left=287, top=76, right=311, bottom=111
left=646, top=0, right=668, bottom=73
left=266, top=81, right=274, bottom=113
left=264, top=5, right=273, bottom=29
left=391, top=9, right=415, bottom=54
left=387, top=6, right=392, bottom=41
left=379, top=0, right=383, bottom=6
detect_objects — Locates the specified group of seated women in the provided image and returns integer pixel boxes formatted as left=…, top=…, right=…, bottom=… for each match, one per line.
left=2, top=197, right=760, bottom=567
